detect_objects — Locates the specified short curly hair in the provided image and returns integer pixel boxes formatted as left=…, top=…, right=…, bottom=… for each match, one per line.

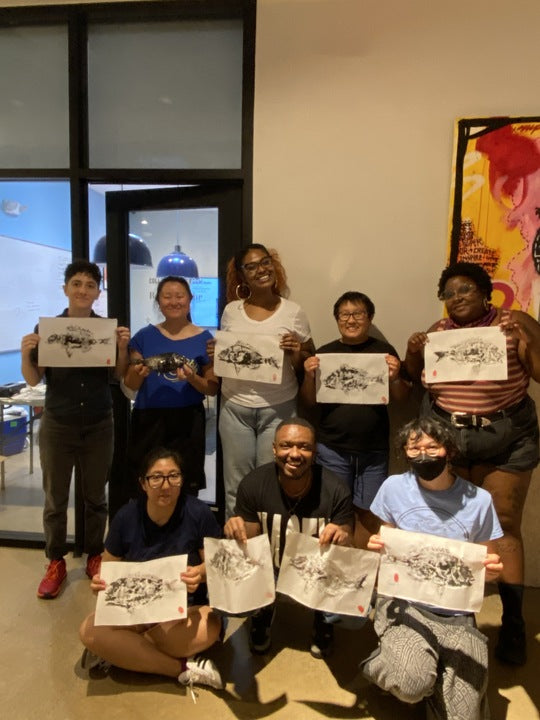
left=64, top=259, right=102, bottom=287
left=225, top=244, right=290, bottom=302
left=396, top=416, right=458, bottom=458
left=437, top=262, right=492, bottom=301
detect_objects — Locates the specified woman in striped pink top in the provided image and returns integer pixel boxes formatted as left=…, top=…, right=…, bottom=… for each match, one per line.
left=404, top=261, right=540, bottom=668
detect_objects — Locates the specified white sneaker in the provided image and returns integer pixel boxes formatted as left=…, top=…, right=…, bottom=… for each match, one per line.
left=178, top=655, right=223, bottom=701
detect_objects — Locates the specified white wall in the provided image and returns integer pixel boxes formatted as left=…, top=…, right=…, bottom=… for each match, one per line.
left=254, top=0, right=540, bottom=584
left=4, top=0, right=540, bottom=584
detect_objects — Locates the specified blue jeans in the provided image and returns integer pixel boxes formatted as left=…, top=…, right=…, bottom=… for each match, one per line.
left=219, top=397, right=297, bottom=518
left=316, top=442, right=388, bottom=510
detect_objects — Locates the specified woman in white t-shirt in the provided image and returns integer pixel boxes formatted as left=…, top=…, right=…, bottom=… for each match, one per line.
left=216, top=244, right=314, bottom=517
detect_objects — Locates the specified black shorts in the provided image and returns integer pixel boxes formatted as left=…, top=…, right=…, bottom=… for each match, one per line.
left=424, top=394, right=539, bottom=473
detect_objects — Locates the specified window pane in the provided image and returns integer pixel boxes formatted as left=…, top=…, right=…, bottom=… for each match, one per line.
left=0, top=27, right=69, bottom=168
left=0, top=179, right=71, bottom=540
left=0, top=180, right=71, bottom=385
left=128, top=207, right=219, bottom=505
left=88, top=20, right=243, bottom=169
left=88, top=183, right=180, bottom=316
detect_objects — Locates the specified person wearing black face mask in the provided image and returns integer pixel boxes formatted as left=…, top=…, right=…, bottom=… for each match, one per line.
left=360, top=417, right=503, bottom=720
left=408, top=452, right=447, bottom=482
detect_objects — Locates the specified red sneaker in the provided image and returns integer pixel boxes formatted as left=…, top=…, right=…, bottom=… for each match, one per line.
left=86, top=554, right=102, bottom=579
left=37, top=559, right=67, bottom=599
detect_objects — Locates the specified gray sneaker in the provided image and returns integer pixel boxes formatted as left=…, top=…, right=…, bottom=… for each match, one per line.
left=81, top=648, right=112, bottom=675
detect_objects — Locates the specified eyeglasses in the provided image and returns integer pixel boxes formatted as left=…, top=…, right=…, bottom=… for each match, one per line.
left=439, top=283, right=477, bottom=301
left=144, top=472, right=182, bottom=488
left=337, top=310, right=369, bottom=321
left=240, top=256, right=273, bottom=275
left=405, top=447, right=442, bottom=458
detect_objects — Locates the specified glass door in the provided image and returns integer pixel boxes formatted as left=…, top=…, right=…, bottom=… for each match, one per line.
left=105, top=183, right=243, bottom=520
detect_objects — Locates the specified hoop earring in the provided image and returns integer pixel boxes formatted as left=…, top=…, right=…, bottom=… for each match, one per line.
left=235, top=283, right=251, bottom=300
left=483, top=298, right=490, bottom=310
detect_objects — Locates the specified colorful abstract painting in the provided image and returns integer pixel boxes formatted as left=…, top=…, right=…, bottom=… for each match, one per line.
left=448, top=117, right=540, bottom=317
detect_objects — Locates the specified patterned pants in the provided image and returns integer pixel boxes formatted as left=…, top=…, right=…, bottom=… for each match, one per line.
left=362, top=597, right=489, bottom=720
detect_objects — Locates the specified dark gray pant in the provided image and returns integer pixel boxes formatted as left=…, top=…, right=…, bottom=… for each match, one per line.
left=362, top=597, right=489, bottom=720
left=40, top=411, right=113, bottom=559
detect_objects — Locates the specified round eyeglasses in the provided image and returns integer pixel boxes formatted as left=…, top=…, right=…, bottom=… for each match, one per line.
left=144, top=472, right=182, bottom=489
left=337, top=310, right=368, bottom=321
left=240, top=256, right=273, bottom=275
left=405, top=447, right=443, bottom=458
left=439, top=283, right=477, bottom=301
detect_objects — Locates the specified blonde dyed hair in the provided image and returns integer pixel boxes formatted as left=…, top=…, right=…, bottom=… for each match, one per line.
left=225, top=244, right=290, bottom=302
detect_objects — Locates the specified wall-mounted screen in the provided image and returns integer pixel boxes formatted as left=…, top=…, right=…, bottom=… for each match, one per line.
left=0, top=236, right=70, bottom=352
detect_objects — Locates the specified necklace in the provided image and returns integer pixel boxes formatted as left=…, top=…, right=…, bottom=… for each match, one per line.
left=280, top=477, right=312, bottom=517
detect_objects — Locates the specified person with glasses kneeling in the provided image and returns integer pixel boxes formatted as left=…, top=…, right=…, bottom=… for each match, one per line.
left=405, top=261, right=540, bottom=665
left=361, top=417, right=503, bottom=720
left=79, top=448, right=223, bottom=694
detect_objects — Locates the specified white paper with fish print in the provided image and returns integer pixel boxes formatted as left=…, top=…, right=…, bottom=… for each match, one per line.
left=213, top=331, right=284, bottom=384
left=94, top=555, right=188, bottom=626
left=205, top=534, right=275, bottom=613
left=316, top=353, right=389, bottom=404
left=276, top=532, right=379, bottom=616
left=377, top=526, right=487, bottom=613
left=38, top=317, right=117, bottom=368
left=424, top=326, right=507, bottom=383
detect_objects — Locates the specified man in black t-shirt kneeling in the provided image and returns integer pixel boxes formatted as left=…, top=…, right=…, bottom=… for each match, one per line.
left=224, top=418, right=354, bottom=658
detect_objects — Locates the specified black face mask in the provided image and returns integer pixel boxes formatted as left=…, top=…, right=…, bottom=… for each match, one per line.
left=409, top=456, right=447, bottom=481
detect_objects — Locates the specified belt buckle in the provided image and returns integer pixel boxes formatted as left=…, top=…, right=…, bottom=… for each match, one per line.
left=450, top=412, right=491, bottom=428
left=450, top=412, right=471, bottom=428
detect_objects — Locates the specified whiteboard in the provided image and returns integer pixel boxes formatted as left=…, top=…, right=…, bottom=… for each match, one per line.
left=0, top=236, right=70, bottom=352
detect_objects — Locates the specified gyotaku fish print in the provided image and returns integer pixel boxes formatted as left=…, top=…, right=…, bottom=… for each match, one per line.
left=94, top=556, right=188, bottom=626
left=104, top=573, right=178, bottom=612
left=382, top=545, right=475, bottom=588
left=209, top=543, right=262, bottom=582
left=277, top=533, right=379, bottom=617
left=323, top=364, right=385, bottom=393
left=316, top=353, right=389, bottom=405
left=47, top=324, right=112, bottom=357
left=377, top=526, right=488, bottom=613
left=433, top=339, right=504, bottom=366
left=38, top=316, right=117, bottom=368
left=425, top=326, right=508, bottom=383
left=218, top=340, right=280, bottom=373
left=213, top=331, right=284, bottom=384
left=288, top=553, right=368, bottom=596
left=204, top=536, right=275, bottom=614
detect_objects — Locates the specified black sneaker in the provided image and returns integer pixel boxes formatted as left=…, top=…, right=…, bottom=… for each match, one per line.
left=495, top=619, right=527, bottom=666
left=310, top=612, right=334, bottom=659
left=249, top=605, right=274, bottom=654
left=81, top=648, right=112, bottom=677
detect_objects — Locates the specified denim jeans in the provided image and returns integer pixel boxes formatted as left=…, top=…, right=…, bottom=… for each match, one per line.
left=316, top=442, right=388, bottom=510
left=219, top=397, right=296, bottom=518
left=40, top=410, right=113, bottom=559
